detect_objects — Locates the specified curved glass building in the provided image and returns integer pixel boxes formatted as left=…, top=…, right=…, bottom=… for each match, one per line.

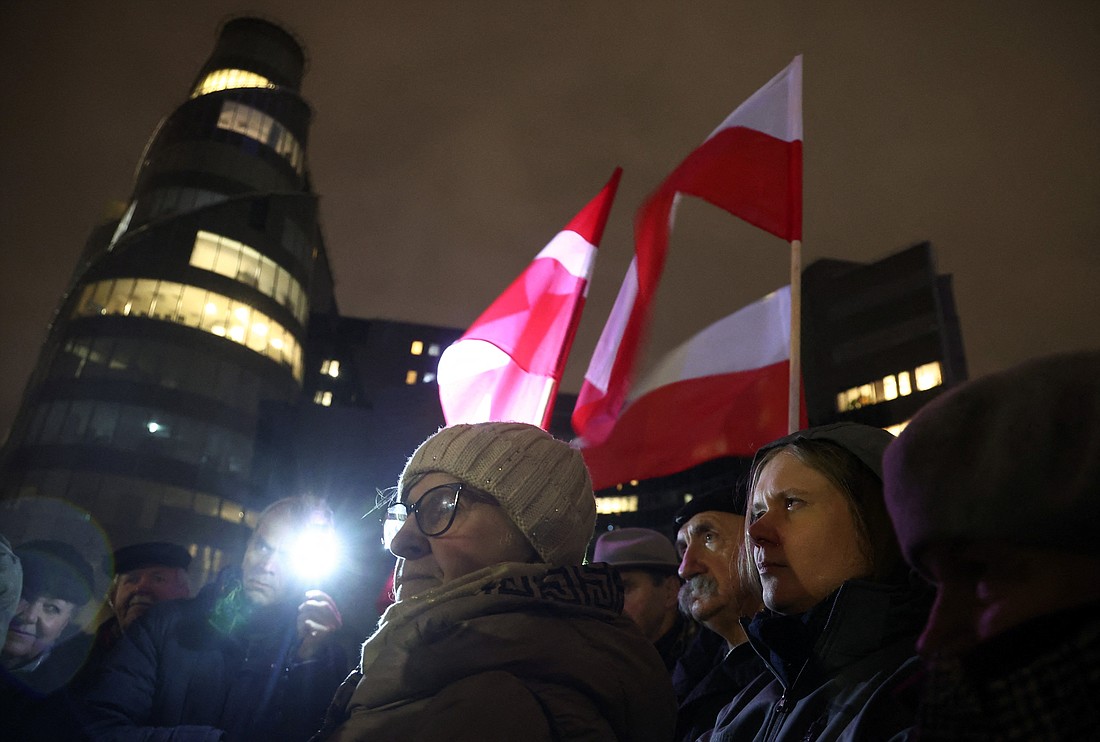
left=0, top=18, right=335, bottom=580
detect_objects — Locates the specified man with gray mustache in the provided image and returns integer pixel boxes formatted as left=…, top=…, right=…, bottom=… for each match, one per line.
left=671, top=490, right=765, bottom=742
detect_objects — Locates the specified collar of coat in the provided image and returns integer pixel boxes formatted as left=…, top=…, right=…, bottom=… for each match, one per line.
left=743, top=574, right=932, bottom=691
left=360, top=562, right=624, bottom=675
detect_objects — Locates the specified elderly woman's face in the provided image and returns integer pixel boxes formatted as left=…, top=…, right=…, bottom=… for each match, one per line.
left=2, top=594, right=77, bottom=667
left=389, top=472, right=537, bottom=601
left=748, top=450, right=872, bottom=614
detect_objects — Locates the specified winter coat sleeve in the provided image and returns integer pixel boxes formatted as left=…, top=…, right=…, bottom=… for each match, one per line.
left=277, top=638, right=348, bottom=741
left=78, top=611, right=224, bottom=742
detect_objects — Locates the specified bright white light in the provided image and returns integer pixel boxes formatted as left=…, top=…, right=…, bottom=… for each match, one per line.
left=292, top=526, right=340, bottom=583
left=146, top=421, right=161, bottom=434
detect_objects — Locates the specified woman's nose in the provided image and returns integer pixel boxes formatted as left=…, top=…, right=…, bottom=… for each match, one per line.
left=388, top=518, right=429, bottom=560
left=747, top=510, right=775, bottom=544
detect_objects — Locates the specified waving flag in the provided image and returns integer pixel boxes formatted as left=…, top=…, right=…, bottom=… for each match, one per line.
left=573, top=56, right=803, bottom=448
left=438, top=168, right=622, bottom=427
left=582, top=287, right=806, bottom=490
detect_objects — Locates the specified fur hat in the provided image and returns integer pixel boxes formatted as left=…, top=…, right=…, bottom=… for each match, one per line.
left=883, top=351, right=1100, bottom=572
left=594, top=527, right=679, bottom=573
left=108, top=542, right=192, bottom=577
left=399, top=422, right=596, bottom=566
left=15, top=539, right=95, bottom=606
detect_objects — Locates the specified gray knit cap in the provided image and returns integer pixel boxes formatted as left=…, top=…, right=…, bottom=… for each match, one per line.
left=398, top=422, right=596, bottom=566
left=883, top=351, right=1100, bottom=573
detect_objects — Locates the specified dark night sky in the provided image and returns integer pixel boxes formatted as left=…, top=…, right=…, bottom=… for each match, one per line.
left=1, top=2, right=1097, bottom=441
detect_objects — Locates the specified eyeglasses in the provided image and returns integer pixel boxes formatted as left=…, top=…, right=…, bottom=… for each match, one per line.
left=382, top=483, right=466, bottom=551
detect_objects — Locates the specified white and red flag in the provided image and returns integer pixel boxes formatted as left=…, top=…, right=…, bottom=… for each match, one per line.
left=437, top=168, right=622, bottom=428
left=574, top=55, right=803, bottom=463
left=581, top=286, right=805, bottom=490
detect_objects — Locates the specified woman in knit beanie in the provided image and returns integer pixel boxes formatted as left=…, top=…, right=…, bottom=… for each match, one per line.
left=709, top=422, right=932, bottom=741
left=314, top=422, right=676, bottom=741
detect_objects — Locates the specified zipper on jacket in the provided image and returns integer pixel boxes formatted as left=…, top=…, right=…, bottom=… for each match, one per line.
left=761, top=691, right=793, bottom=742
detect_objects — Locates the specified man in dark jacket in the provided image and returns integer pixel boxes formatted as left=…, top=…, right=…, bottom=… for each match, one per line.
left=80, top=496, right=348, bottom=741
left=671, top=490, right=766, bottom=742
left=884, top=351, right=1100, bottom=741
left=70, top=541, right=193, bottom=693
left=593, top=527, right=697, bottom=671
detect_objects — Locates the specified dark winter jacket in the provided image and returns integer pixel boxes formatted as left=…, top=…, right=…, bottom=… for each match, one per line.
left=314, top=562, right=676, bottom=741
left=1, top=630, right=95, bottom=740
left=80, top=581, right=347, bottom=742
left=655, top=610, right=699, bottom=673
left=705, top=576, right=931, bottom=741
left=673, top=628, right=767, bottom=742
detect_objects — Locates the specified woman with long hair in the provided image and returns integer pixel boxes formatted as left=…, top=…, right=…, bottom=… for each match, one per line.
left=706, top=422, right=931, bottom=741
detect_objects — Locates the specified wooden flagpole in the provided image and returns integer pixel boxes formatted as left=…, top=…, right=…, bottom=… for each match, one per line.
left=788, top=239, right=802, bottom=434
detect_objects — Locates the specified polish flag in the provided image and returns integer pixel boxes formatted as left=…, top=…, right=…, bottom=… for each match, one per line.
left=438, top=169, right=622, bottom=428
left=573, top=56, right=802, bottom=448
left=581, top=287, right=806, bottom=490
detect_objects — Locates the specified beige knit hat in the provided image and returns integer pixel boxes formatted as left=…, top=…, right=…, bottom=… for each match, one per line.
left=398, top=422, right=596, bottom=566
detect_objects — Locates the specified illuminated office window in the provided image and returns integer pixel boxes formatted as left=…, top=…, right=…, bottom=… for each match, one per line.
left=897, top=371, right=912, bottom=396
left=914, top=362, right=943, bottom=392
left=190, top=231, right=308, bottom=324
left=216, top=101, right=303, bottom=174
left=422, top=372, right=435, bottom=384
left=405, top=370, right=418, bottom=385
left=885, top=421, right=910, bottom=436
left=313, top=390, right=332, bottom=407
left=219, top=500, right=246, bottom=524
left=836, top=362, right=942, bottom=412
left=320, top=359, right=340, bottom=378
left=72, top=278, right=302, bottom=382
left=428, top=344, right=441, bottom=357
left=192, top=68, right=276, bottom=98
left=596, top=496, right=639, bottom=514
left=410, top=341, right=424, bottom=356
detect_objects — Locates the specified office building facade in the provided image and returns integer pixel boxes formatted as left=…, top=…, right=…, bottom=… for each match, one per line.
left=0, top=18, right=333, bottom=580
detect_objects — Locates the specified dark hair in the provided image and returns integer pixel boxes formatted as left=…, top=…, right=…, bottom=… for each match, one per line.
left=743, top=438, right=906, bottom=586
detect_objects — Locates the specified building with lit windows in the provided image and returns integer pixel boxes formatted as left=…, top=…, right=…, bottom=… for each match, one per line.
left=591, top=241, right=967, bottom=541
left=0, top=18, right=334, bottom=581
left=801, top=240, right=967, bottom=431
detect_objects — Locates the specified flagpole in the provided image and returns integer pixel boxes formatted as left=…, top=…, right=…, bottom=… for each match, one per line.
left=788, top=239, right=801, bottom=434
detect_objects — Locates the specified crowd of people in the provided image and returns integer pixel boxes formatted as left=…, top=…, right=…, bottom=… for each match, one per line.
left=1, top=349, right=1097, bottom=740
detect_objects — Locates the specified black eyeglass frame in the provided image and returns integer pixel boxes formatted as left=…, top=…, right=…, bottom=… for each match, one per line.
left=382, top=482, right=467, bottom=548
